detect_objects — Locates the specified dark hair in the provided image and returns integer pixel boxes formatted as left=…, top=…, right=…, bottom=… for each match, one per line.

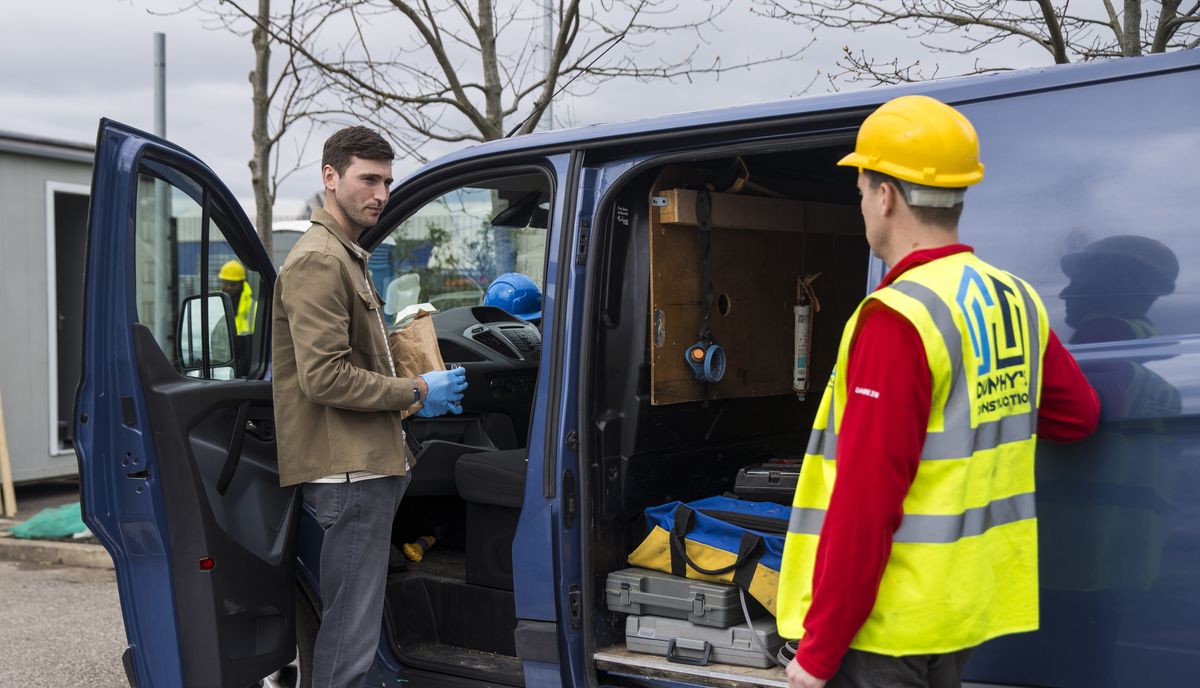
left=863, top=169, right=964, bottom=230
left=322, top=126, right=394, bottom=175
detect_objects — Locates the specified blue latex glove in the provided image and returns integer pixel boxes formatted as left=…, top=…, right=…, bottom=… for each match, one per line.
left=416, top=367, right=468, bottom=417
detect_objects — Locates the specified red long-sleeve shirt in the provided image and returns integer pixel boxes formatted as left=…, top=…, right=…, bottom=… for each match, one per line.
left=795, top=244, right=1100, bottom=680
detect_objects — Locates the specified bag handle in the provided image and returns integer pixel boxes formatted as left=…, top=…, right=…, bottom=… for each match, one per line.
left=668, top=504, right=763, bottom=578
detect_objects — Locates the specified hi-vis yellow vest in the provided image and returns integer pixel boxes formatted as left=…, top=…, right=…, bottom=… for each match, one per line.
left=778, top=252, right=1050, bottom=655
left=235, top=281, right=257, bottom=335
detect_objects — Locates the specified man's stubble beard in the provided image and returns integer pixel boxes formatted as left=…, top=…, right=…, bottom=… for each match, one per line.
left=335, top=189, right=378, bottom=233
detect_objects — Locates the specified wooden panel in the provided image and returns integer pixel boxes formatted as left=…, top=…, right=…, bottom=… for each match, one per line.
left=649, top=174, right=865, bottom=406
left=660, top=188, right=805, bottom=233
left=807, top=200, right=866, bottom=236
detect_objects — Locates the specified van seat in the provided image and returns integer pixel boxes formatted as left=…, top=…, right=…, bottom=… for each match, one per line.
left=455, top=449, right=527, bottom=508
left=455, top=449, right=527, bottom=590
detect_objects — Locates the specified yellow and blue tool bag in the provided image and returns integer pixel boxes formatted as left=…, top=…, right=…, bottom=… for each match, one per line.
left=627, top=495, right=788, bottom=616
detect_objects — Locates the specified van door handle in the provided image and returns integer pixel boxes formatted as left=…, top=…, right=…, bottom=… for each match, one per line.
left=245, top=418, right=275, bottom=443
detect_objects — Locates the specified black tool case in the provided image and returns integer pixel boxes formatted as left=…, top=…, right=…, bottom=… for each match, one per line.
left=734, top=459, right=802, bottom=504
left=624, top=613, right=783, bottom=669
left=606, top=567, right=746, bottom=628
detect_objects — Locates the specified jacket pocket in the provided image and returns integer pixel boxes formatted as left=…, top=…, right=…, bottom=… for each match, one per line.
left=356, top=287, right=383, bottom=311
left=353, top=288, right=389, bottom=356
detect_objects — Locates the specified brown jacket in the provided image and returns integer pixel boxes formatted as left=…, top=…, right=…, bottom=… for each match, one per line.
left=271, top=208, right=419, bottom=486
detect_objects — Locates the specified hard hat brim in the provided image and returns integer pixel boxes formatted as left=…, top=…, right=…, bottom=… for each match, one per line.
left=837, top=151, right=867, bottom=170
left=837, top=150, right=983, bottom=188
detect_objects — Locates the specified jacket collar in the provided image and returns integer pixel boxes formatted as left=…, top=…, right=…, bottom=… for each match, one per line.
left=309, top=207, right=371, bottom=261
left=877, top=243, right=974, bottom=290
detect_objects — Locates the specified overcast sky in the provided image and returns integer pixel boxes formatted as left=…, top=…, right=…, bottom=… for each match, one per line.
left=3, top=1, right=1050, bottom=221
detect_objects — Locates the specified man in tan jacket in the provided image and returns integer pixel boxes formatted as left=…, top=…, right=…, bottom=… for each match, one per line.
left=272, top=126, right=467, bottom=688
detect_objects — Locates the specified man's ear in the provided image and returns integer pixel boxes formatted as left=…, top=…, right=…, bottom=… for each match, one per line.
left=322, top=164, right=338, bottom=192
left=879, top=181, right=898, bottom=216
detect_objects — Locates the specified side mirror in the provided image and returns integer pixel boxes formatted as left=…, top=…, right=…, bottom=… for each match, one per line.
left=178, top=293, right=236, bottom=378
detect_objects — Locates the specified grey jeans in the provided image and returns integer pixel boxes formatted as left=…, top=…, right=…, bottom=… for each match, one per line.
left=828, top=648, right=974, bottom=688
left=303, top=475, right=410, bottom=688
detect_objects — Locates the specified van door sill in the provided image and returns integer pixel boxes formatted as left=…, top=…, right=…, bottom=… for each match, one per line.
left=595, top=647, right=1014, bottom=688
left=595, top=646, right=787, bottom=688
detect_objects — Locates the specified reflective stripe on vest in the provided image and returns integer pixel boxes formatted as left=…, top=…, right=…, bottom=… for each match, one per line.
left=789, top=490, right=1036, bottom=543
left=777, top=252, right=1050, bottom=655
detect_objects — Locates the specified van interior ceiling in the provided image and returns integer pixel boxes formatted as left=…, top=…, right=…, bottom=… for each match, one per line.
left=587, top=143, right=871, bottom=682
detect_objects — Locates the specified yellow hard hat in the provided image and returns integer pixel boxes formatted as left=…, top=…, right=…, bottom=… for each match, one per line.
left=218, top=260, right=246, bottom=282
left=838, top=95, right=984, bottom=188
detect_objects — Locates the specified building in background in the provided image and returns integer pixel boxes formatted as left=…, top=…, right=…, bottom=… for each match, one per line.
left=0, top=131, right=93, bottom=482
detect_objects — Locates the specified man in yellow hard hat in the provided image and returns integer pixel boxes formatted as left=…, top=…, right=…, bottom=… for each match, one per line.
left=218, top=259, right=256, bottom=335
left=777, top=95, right=1101, bottom=688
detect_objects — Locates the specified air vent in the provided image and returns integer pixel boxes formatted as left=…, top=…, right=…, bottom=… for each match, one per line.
left=472, top=329, right=520, bottom=359
left=500, top=327, right=542, bottom=359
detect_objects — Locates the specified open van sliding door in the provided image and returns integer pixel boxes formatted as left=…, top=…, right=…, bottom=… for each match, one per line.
left=76, top=119, right=297, bottom=687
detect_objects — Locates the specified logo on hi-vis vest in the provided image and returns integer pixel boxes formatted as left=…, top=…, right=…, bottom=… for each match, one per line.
left=956, top=266, right=1029, bottom=417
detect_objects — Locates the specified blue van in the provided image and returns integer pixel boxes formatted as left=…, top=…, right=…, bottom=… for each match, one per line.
left=77, top=48, right=1200, bottom=688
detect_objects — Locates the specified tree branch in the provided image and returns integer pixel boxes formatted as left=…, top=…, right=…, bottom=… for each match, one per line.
left=1035, top=0, right=1070, bottom=62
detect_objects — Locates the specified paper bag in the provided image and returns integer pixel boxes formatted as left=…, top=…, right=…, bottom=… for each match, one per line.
left=388, top=310, right=446, bottom=418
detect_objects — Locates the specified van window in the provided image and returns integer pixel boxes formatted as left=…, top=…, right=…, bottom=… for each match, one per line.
left=959, top=70, right=1199, bottom=344
left=133, top=161, right=265, bottom=380
left=376, top=173, right=550, bottom=321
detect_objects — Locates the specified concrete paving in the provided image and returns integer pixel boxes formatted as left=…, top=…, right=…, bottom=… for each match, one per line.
left=0, top=559, right=127, bottom=687
left=0, top=535, right=113, bottom=569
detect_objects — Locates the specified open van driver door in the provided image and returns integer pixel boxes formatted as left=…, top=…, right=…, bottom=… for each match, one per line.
left=76, top=119, right=298, bottom=687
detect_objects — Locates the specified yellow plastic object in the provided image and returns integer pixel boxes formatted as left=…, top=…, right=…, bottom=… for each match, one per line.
left=402, top=535, right=437, bottom=562
left=838, top=95, right=985, bottom=188
left=218, top=259, right=246, bottom=282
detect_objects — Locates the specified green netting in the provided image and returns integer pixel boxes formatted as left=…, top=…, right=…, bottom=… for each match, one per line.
left=8, top=502, right=87, bottom=539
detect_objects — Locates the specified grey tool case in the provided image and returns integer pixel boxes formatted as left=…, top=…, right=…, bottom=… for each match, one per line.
left=606, top=567, right=745, bottom=628
left=625, top=613, right=783, bottom=669
left=734, top=460, right=802, bottom=505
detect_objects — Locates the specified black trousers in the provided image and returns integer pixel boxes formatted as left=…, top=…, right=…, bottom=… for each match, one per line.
left=827, top=648, right=974, bottom=688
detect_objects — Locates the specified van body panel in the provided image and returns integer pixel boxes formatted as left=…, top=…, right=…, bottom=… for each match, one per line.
left=512, top=154, right=576, bottom=650
left=953, top=65, right=1200, bottom=687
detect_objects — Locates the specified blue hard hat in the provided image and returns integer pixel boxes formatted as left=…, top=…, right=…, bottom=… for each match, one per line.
left=484, top=272, right=542, bottom=321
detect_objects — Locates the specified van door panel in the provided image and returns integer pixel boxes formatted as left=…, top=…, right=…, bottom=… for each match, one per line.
left=77, top=120, right=295, bottom=688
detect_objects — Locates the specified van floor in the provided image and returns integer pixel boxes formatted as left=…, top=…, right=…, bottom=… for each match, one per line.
left=595, top=645, right=787, bottom=688
left=384, top=548, right=524, bottom=686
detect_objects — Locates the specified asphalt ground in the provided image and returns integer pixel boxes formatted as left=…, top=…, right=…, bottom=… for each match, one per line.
left=0, top=479, right=127, bottom=685
left=0, top=559, right=127, bottom=687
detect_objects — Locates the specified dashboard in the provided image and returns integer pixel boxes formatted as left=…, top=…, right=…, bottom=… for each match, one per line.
left=429, top=305, right=541, bottom=444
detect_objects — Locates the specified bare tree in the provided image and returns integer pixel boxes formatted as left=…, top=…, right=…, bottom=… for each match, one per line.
left=752, top=1, right=1200, bottom=86
left=214, top=1, right=806, bottom=163
left=166, top=1, right=333, bottom=252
